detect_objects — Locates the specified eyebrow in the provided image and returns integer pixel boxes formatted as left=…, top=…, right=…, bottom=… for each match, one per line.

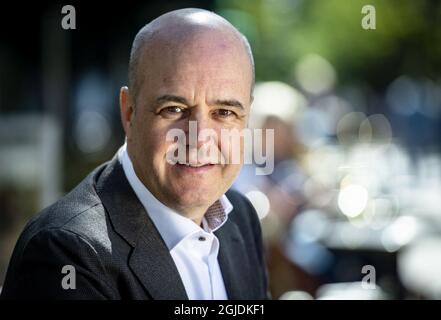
left=155, top=95, right=191, bottom=106
left=213, top=99, right=244, bottom=110
left=154, top=95, right=245, bottom=112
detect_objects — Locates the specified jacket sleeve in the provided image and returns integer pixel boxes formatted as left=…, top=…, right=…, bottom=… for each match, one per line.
left=0, top=228, right=118, bottom=300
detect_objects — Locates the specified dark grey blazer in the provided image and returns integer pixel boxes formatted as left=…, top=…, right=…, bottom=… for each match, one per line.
left=0, top=155, right=269, bottom=300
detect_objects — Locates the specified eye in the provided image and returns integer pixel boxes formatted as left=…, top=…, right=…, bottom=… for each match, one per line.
left=162, top=106, right=184, bottom=114
left=159, top=106, right=187, bottom=118
left=214, top=109, right=236, bottom=118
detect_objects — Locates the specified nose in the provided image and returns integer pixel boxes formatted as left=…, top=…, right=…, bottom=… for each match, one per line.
left=184, top=106, right=218, bottom=149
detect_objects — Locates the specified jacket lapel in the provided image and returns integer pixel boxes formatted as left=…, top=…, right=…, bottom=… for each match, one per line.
left=95, top=156, right=188, bottom=300
left=129, top=219, right=189, bottom=300
left=215, top=217, right=253, bottom=300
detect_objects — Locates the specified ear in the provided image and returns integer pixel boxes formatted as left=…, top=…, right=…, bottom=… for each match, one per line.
left=120, top=86, right=135, bottom=137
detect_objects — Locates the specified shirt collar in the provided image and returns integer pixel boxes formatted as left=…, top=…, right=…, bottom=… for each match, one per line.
left=117, top=143, right=232, bottom=250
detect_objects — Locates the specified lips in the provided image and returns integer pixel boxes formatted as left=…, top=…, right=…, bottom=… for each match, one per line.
left=176, top=162, right=217, bottom=167
left=174, top=162, right=218, bottom=173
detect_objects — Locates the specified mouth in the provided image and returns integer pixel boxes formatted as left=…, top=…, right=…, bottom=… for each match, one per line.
left=174, top=162, right=218, bottom=173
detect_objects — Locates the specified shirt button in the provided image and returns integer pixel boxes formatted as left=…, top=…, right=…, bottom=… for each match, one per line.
left=198, top=236, right=206, bottom=242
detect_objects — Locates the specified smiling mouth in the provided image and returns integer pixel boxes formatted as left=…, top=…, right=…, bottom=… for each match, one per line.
left=174, top=162, right=218, bottom=172
left=176, top=162, right=216, bottom=167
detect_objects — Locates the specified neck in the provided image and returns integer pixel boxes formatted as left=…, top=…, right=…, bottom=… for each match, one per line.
left=176, top=206, right=207, bottom=227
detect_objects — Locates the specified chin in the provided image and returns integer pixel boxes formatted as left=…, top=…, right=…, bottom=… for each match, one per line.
left=170, top=184, right=219, bottom=207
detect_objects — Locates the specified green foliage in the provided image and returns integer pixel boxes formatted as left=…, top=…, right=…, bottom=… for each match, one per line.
left=215, top=0, right=441, bottom=88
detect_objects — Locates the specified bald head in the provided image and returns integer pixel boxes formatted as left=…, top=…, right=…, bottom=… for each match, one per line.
left=128, top=8, right=254, bottom=102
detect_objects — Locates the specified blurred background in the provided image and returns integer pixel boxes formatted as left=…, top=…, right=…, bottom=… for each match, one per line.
left=1, top=0, right=441, bottom=299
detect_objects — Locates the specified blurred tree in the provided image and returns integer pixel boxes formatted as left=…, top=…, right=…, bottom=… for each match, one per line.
left=215, top=0, right=441, bottom=90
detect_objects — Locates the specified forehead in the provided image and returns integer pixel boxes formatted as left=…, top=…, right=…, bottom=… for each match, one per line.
left=137, top=29, right=252, bottom=100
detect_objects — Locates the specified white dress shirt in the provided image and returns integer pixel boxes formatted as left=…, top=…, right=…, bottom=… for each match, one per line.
left=118, top=144, right=232, bottom=300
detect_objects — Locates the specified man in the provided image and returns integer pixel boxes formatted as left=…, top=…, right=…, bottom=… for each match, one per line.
left=0, top=8, right=268, bottom=300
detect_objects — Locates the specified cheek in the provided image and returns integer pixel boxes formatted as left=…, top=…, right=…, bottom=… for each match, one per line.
left=133, top=120, right=169, bottom=165
left=217, top=129, right=244, bottom=176
left=219, top=133, right=245, bottom=164
left=150, top=131, right=173, bottom=165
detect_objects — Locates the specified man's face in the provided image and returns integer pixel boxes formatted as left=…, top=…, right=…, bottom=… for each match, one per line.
left=124, top=30, right=252, bottom=218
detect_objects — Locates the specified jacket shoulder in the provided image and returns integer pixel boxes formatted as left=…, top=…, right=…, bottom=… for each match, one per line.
left=16, top=162, right=109, bottom=254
